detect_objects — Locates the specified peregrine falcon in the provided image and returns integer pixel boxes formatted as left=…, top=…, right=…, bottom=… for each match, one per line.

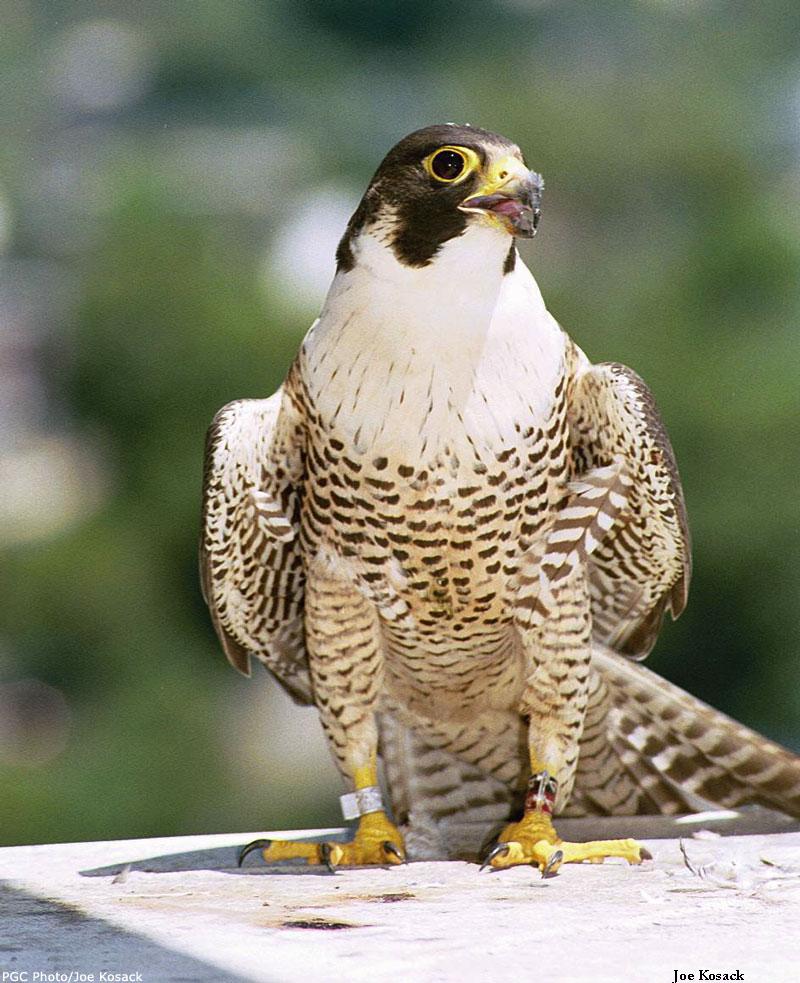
left=201, top=124, right=800, bottom=871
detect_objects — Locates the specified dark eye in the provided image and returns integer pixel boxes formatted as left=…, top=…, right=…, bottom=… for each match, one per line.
left=430, top=149, right=466, bottom=182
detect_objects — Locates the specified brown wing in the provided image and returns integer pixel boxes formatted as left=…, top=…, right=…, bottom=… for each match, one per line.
left=200, top=391, right=311, bottom=703
left=568, top=359, right=691, bottom=660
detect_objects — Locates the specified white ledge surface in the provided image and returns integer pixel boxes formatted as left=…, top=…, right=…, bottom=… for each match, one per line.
left=2, top=813, right=800, bottom=982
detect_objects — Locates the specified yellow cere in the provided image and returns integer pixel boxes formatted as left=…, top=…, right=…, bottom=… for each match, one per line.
left=468, top=153, right=531, bottom=199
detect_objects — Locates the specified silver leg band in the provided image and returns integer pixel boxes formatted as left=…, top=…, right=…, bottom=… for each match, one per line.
left=340, top=786, right=384, bottom=821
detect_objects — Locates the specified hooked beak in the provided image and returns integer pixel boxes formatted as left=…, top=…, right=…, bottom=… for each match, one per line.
left=459, top=155, right=543, bottom=238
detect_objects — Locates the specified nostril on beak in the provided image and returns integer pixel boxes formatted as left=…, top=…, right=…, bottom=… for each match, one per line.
left=499, top=170, right=508, bottom=180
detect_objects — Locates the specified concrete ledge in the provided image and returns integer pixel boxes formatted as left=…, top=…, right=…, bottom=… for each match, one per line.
left=2, top=813, right=799, bottom=982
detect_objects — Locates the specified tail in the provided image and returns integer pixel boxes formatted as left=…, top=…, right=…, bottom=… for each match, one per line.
left=567, top=645, right=800, bottom=819
left=378, top=708, right=525, bottom=861
left=380, top=645, right=800, bottom=859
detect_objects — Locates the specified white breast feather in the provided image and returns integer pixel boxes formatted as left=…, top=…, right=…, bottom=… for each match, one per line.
left=303, top=224, right=566, bottom=462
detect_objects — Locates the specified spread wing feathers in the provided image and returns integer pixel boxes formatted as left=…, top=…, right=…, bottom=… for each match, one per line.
left=200, top=393, right=311, bottom=703
left=566, top=646, right=800, bottom=819
left=568, top=360, right=692, bottom=659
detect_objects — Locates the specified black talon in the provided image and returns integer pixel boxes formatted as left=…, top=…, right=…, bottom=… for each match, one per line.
left=319, top=842, right=337, bottom=874
left=238, top=838, right=271, bottom=868
left=383, top=841, right=404, bottom=863
left=541, top=849, right=564, bottom=878
left=480, top=843, right=510, bottom=871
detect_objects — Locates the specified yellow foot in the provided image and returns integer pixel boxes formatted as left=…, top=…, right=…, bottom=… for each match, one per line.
left=238, top=810, right=405, bottom=870
left=481, top=812, right=651, bottom=876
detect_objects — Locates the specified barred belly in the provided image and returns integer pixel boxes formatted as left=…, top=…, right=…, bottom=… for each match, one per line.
left=299, top=365, right=572, bottom=720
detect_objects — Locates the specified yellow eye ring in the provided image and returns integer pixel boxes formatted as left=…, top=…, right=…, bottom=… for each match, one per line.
left=423, top=145, right=480, bottom=185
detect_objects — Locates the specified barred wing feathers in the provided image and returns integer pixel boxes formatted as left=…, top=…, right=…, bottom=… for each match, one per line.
left=200, top=393, right=311, bottom=703
left=568, top=359, right=692, bottom=660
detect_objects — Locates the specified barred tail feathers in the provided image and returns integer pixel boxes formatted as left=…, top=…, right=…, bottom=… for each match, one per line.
left=575, top=646, right=800, bottom=820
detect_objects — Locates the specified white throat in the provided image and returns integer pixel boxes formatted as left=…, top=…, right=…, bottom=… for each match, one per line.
left=350, top=223, right=510, bottom=324
left=301, top=223, right=564, bottom=461
left=318, top=223, right=533, bottom=352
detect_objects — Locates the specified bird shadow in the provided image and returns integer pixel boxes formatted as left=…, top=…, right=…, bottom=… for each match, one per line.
left=79, top=831, right=350, bottom=879
left=78, top=809, right=799, bottom=880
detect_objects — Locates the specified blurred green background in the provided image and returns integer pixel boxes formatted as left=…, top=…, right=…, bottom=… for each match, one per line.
left=1, top=1, right=798, bottom=847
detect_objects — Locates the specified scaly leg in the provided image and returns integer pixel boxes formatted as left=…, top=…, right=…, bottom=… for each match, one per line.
left=487, top=568, right=650, bottom=873
left=482, top=769, right=649, bottom=874
left=239, top=755, right=403, bottom=868
left=239, top=567, right=404, bottom=869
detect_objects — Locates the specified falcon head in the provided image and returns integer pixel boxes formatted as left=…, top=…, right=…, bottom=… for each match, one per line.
left=337, top=124, right=544, bottom=271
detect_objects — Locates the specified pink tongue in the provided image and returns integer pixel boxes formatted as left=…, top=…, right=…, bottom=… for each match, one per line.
left=490, top=198, right=524, bottom=219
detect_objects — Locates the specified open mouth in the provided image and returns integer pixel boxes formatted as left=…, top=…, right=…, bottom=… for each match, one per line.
left=466, top=194, right=538, bottom=227
left=459, top=180, right=543, bottom=238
